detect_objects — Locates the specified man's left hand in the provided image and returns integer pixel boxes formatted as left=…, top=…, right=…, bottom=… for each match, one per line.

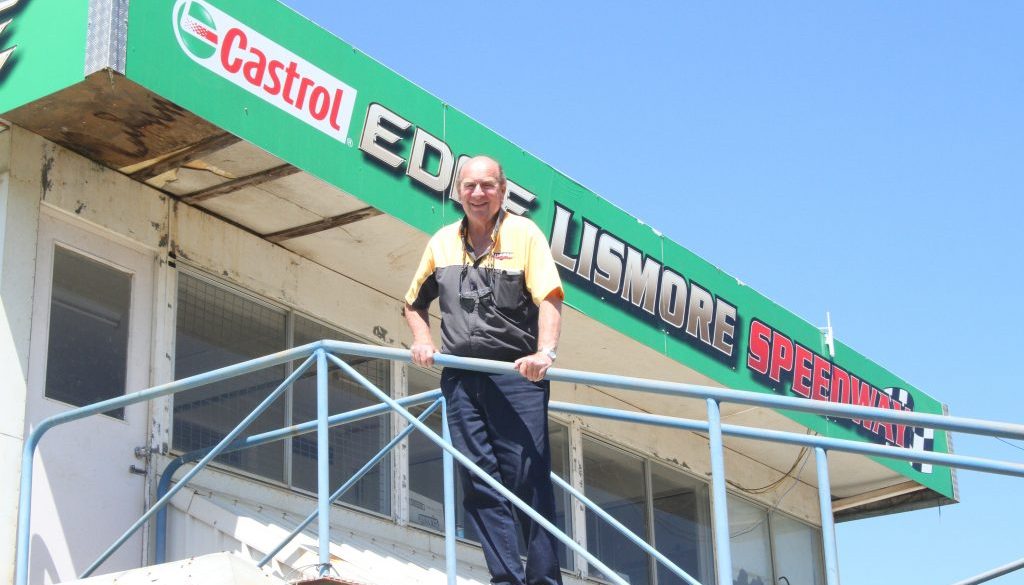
left=514, top=352, right=553, bottom=382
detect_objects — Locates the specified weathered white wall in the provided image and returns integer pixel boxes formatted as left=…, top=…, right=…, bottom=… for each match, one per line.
left=0, top=125, right=46, bottom=585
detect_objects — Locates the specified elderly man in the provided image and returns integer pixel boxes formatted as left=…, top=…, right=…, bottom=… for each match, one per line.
left=404, top=155, right=564, bottom=585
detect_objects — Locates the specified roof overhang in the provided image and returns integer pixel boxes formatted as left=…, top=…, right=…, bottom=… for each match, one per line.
left=0, top=0, right=957, bottom=516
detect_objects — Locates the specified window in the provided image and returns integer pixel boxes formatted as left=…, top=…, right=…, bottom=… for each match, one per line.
left=581, top=436, right=718, bottom=585
left=173, top=274, right=288, bottom=480
left=44, top=247, right=132, bottom=418
left=651, top=463, right=713, bottom=585
left=770, top=512, right=824, bottom=585
left=729, top=496, right=773, bottom=585
left=407, top=368, right=446, bottom=531
left=549, top=422, right=573, bottom=570
left=172, top=272, right=391, bottom=514
left=727, top=496, right=826, bottom=585
left=291, top=316, right=391, bottom=514
left=583, top=437, right=649, bottom=585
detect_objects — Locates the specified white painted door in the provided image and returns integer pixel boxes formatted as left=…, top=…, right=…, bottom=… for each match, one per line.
left=25, top=210, right=155, bottom=584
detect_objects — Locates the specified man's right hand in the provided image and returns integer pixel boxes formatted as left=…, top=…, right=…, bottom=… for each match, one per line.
left=410, top=341, right=437, bottom=367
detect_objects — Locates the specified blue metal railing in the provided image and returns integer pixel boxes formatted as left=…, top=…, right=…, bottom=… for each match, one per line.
left=14, top=340, right=1024, bottom=585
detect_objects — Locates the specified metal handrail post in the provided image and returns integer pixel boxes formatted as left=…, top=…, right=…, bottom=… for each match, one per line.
left=441, top=396, right=458, bottom=585
left=815, top=448, right=840, bottom=585
left=706, top=398, right=732, bottom=585
left=326, top=352, right=631, bottom=585
left=257, top=398, right=444, bottom=567
left=15, top=343, right=321, bottom=585
left=548, top=473, right=701, bottom=585
left=80, top=353, right=319, bottom=578
left=315, top=349, right=331, bottom=577
left=155, top=390, right=442, bottom=563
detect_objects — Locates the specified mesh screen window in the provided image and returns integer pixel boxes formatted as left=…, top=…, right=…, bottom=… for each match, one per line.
left=172, top=273, right=391, bottom=515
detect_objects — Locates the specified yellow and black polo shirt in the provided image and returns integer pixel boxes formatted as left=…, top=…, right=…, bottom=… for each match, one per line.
left=405, top=212, right=564, bottom=362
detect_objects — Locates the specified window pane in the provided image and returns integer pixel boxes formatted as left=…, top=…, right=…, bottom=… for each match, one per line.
left=291, top=317, right=391, bottom=515
left=173, top=274, right=287, bottom=481
left=770, top=513, right=823, bottom=585
left=583, top=437, right=649, bottom=585
left=45, top=247, right=131, bottom=418
left=406, top=368, right=484, bottom=543
left=651, top=463, right=713, bottom=585
left=729, top=496, right=773, bottom=585
left=549, top=422, right=573, bottom=570
left=407, top=368, right=447, bottom=531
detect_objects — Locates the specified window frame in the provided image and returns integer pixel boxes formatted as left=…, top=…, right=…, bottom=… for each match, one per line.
left=170, top=265, right=395, bottom=520
left=43, top=242, right=135, bottom=419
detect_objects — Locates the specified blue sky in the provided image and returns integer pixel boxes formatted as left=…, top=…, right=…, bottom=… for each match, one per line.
left=280, top=2, right=1024, bottom=582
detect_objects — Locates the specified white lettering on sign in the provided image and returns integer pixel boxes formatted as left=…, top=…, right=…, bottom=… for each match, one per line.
left=358, top=102, right=538, bottom=214
left=0, top=0, right=23, bottom=77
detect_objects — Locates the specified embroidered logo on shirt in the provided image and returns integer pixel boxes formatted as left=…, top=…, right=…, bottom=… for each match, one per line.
left=493, top=251, right=514, bottom=261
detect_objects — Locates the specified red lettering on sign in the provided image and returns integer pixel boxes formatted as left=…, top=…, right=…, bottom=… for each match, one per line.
left=747, top=320, right=771, bottom=375
left=264, top=60, right=284, bottom=95
left=811, top=354, right=830, bottom=402
left=792, top=344, right=813, bottom=398
left=830, top=366, right=851, bottom=405
left=221, top=27, right=246, bottom=73
left=769, top=331, right=794, bottom=384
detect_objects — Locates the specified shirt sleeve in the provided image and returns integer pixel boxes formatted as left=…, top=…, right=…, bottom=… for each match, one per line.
left=404, top=241, right=438, bottom=309
left=524, top=221, right=565, bottom=306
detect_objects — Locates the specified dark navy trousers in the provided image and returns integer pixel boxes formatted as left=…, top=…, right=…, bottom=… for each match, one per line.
left=441, top=368, right=563, bottom=585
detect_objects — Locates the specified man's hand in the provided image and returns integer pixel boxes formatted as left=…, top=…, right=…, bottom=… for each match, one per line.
left=405, top=304, right=436, bottom=367
left=514, top=351, right=553, bottom=382
left=410, top=341, right=437, bottom=367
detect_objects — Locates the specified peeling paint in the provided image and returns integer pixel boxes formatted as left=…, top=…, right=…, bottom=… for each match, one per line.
left=41, top=150, right=54, bottom=194
left=170, top=242, right=190, bottom=261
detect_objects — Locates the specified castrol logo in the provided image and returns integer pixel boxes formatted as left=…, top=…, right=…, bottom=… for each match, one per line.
left=172, top=0, right=358, bottom=144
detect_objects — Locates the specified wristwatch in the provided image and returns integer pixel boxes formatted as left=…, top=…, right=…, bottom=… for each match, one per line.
left=540, top=347, right=557, bottom=362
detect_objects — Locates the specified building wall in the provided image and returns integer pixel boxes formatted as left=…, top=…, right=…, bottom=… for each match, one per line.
left=0, top=125, right=44, bottom=585
left=8, top=127, right=824, bottom=582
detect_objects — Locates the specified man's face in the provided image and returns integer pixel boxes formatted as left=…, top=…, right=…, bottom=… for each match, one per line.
left=458, top=158, right=505, bottom=229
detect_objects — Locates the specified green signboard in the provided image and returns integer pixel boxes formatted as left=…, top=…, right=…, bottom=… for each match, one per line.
left=124, top=0, right=953, bottom=497
left=0, top=0, right=88, bottom=114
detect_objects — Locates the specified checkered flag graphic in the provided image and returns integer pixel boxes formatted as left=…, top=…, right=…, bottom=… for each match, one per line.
left=883, top=386, right=933, bottom=474
left=911, top=427, right=935, bottom=474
